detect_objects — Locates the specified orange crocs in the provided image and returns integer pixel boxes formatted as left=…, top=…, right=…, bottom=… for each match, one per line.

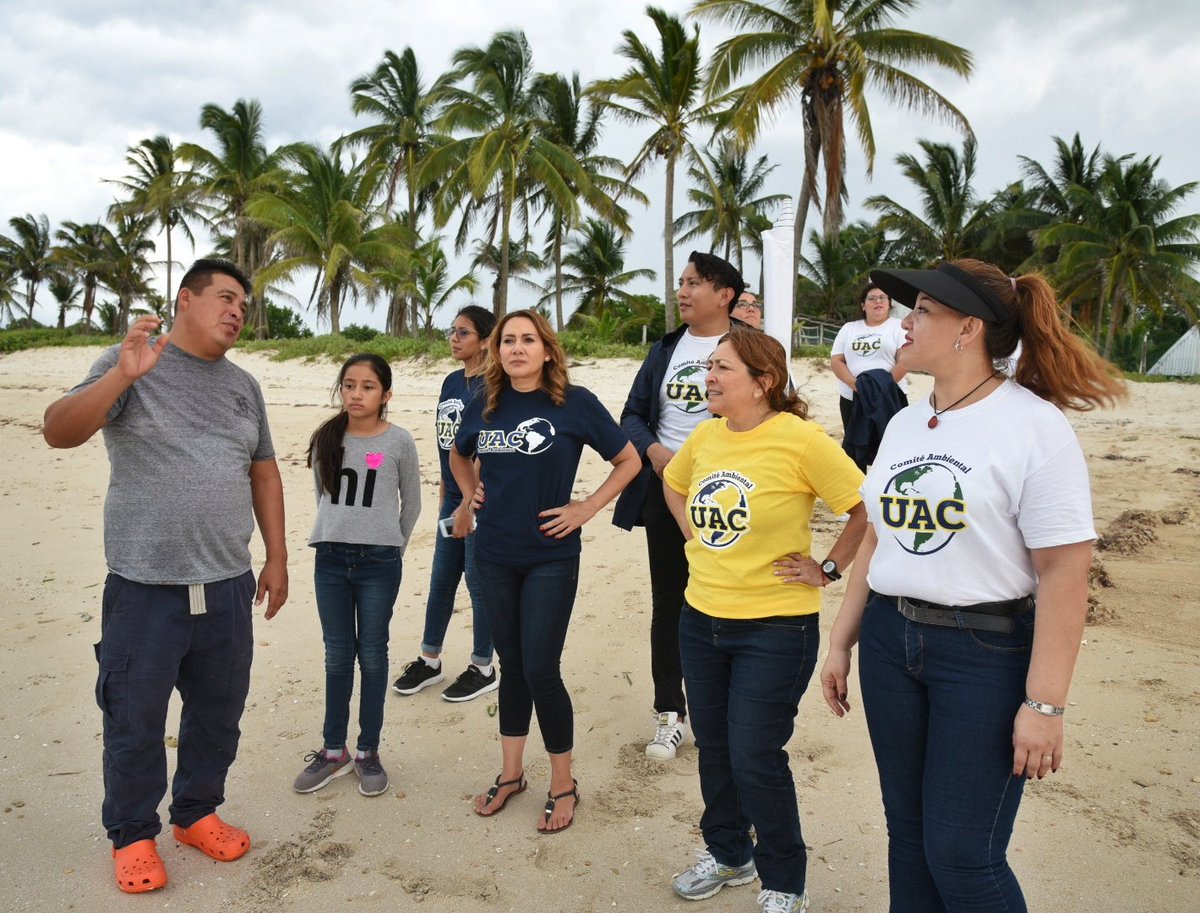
left=112, top=839, right=168, bottom=893
left=172, top=813, right=251, bottom=861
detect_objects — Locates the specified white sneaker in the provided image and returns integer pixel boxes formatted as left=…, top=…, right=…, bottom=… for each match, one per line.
left=758, top=889, right=810, bottom=913
left=645, top=711, right=689, bottom=760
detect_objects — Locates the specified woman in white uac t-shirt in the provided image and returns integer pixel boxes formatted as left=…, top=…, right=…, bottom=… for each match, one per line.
left=819, top=259, right=1125, bottom=913
left=830, top=283, right=909, bottom=433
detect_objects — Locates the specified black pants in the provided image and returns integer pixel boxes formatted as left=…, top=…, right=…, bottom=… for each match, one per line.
left=95, top=572, right=255, bottom=848
left=641, top=479, right=689, bottom=718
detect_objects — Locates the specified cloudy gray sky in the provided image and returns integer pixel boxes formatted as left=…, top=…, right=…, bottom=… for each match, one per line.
left=2, top=0, right=1197, bottom=329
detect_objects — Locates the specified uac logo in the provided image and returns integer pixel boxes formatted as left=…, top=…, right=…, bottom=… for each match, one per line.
left=331, top=452, right=384, bottom=508
left=879, top=462, right=967, bottom=554
left=436, top=397, right=466, bottom=450
left=850, top=333, right=883, bottom=356
left=477, top=417, right=556, bottom=455
left=665, top=362, right=708, bottom=413
left=689, top=472, right=755, bottom=549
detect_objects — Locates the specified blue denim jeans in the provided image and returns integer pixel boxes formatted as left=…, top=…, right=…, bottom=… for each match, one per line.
left=95, top=571, right=255, bottom=848
left=421, top=494, right=492, bottom=665
left=313, top=543, right=402, bottom=752
left=472, top=556, right=579, bottom=754
left=679, top=602, right=819, bottom=896
left=858, top=592, right=1033, bottom=913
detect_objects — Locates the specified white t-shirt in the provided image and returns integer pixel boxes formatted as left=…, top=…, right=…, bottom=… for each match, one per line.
left=863, top=381, right=1095, bottom=605
left=657, top=329, right=724, bottom=452
left=831, top=317, right=908, bottom=400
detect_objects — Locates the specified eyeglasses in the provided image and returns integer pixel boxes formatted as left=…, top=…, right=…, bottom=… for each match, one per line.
left=865, top=295, right=890, bottom=302
left=734, top=300, right=761, bottom=311
left=446, top=328, right=479, bottom=339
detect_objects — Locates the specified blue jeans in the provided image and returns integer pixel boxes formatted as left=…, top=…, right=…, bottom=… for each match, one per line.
left=858, top=592, right=1032, bottom=913
left=421, top=494, right=492, bottom=665
left=95, top=571, right=255, bottom=848
left=313, top=543, right=402, bottom=752
left=679, top=602, right=819, bottom=895
left=472, top=556, right=579, bottom=754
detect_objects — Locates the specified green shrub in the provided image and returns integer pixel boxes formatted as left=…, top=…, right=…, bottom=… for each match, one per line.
left=340, top=324, right=381, bottom=342
left=0, top=328, right=118, bottom=353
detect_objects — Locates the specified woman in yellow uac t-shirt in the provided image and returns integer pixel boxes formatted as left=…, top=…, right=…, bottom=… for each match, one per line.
left=662, top=328, right=866, bottom=913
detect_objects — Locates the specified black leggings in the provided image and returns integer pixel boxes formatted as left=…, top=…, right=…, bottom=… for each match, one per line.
left=641, top=480, right=689, bottom=718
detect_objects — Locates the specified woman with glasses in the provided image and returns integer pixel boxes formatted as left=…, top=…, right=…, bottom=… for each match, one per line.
left=392, top=305, right=500, bottom=703
left=830, top=285, right=909, bottom=438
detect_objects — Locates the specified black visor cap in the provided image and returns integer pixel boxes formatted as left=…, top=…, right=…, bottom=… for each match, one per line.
left=869, top=263, right=1009, bottom=322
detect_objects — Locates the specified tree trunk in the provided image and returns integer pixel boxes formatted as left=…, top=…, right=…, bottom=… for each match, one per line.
left=663, top=155, right=677, bottom=333
left=791, top=183, right=812, bottom=319
left=82, top=276, right=97, bottom=328
left=553, top=223, right=565, bottom=331
left=164, top=223, right=173, bottom=331
left=497, top=192, right=512, bottom=318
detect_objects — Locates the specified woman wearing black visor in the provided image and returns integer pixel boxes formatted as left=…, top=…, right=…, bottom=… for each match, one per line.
left=819, top=259, right=1124, bottom=912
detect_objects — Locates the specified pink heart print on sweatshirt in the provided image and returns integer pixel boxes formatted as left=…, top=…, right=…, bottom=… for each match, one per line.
left=365, top=453, right=384, bottom=470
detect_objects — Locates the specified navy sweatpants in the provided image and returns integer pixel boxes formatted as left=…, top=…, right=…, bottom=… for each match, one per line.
left=94, top=571, right=255, bottom=848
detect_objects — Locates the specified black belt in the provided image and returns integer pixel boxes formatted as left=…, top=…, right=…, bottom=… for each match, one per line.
left=880, top=593, right=1035, bottom=634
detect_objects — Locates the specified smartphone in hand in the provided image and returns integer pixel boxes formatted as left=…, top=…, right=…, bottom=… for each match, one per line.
left=438, top=514, right=476, bottom=537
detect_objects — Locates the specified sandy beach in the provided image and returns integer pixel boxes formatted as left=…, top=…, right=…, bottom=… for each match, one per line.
left=0, top=345, right=1196, bottom=912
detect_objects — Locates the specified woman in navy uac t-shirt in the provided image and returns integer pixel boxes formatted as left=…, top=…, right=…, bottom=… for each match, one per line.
left=451, top=309, right=639, bottom=834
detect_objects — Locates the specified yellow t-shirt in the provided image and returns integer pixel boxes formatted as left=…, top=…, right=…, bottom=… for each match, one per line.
left=663, top=412, right=864, bottom=619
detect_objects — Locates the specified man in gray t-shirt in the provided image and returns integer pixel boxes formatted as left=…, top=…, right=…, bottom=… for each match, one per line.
left=43, top=259, right=288, bottom=894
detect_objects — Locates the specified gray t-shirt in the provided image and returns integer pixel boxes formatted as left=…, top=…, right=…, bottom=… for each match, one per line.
left=307, top=424, right=422, bottom=551
left=71, top=343, right=275, bottom=585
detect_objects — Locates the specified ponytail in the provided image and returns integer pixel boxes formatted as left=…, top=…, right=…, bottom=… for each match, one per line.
left=307, top=411, right=349, bottom=496
left=952, top=259, right=1126, bottom=412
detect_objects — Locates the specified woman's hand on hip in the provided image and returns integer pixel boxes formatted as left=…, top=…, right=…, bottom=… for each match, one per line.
left=820, top=649, right=854, bottom=717
left=773, top=553, right=825, bottom=587
left=1012, top=703, right=1063, bottom=779
left=539, top=499, right=597, bottom=538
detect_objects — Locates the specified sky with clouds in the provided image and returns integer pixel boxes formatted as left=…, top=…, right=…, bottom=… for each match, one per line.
left=2, top=0, right=1198, bottom=329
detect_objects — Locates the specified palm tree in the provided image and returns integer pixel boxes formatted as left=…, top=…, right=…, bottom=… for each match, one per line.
left=54, top=221, right=109, bottom=328
left=691, top=0, right=973, bottom=302
left=247, top=143, right=410, bottom=334
left=178, top=99, right=291, bottom=336
left=1019, top=134, right=1106, bottom=226
left=590, top=6, right=717, bottom=333
left=1038, top=155, right=1200, bottom=359
left=1, top=213, right=54, bottom=320
left=0, top=260, right=20, bottom=325
left=402, top=235, right=479, bottom=333
left=96, top=212, right=156, bottom=333
left=546, top=218, right=657, bottom=323
left=107, top=135, right=204, bottom=313
left=673, top=138, right=788, bottom=273
left=47, top=270, right=82, bottom=329
left=797, top=220, right=889, bottom=320
left=530, top=71, right=646, bottom=330
left=425, top=30, right=590, bottom=317
left=470, top=236, right=547, bottom=311
left=865, top=137, right=995, bottom=265
left=345, top=48, right=450, bottom=334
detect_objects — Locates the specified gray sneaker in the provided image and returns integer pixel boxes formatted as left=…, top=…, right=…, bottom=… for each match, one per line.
left=354, top=750, right=389, bottom=797
left=758, top=889, right=810, bottom=913
left=672, top=849, right=757, bottom=900
left=293, top=747, right=352, bottom=793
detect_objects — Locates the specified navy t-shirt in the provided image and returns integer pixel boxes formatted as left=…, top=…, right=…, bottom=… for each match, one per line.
left=435, top=368, right=483, bottom=502
left=455, top=384, right=628, bottom=565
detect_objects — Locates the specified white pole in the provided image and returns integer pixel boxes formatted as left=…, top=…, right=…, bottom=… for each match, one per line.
left=761, top=201, right=795, bottom=362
